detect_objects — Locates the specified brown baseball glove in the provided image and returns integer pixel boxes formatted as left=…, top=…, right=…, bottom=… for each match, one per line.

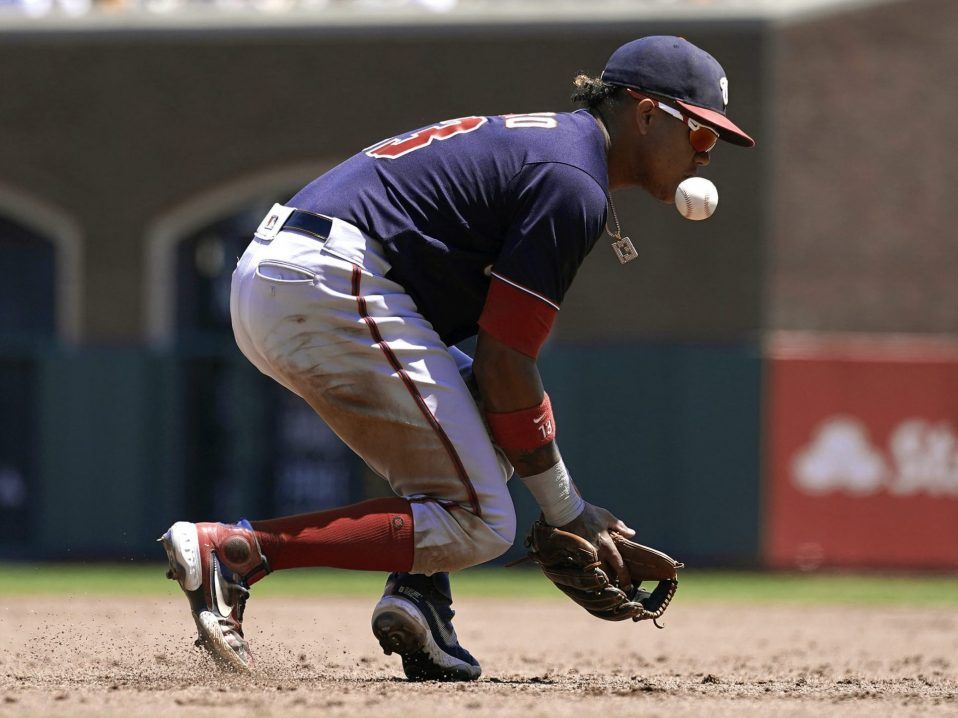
left=524, top=519, right=683, bottom=625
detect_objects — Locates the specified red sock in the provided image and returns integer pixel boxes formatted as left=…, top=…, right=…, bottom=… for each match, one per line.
left=250, top=497, right=414, bottom=576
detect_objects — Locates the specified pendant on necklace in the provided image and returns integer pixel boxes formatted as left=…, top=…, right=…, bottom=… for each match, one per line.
left=611, top=236, right=638, bottom=264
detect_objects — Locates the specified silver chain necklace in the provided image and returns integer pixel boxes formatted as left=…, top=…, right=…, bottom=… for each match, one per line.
left=605, top=192, right=638, bottom=264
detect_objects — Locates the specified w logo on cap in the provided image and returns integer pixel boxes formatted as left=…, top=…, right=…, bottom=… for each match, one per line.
left=720, top=77, right=729, bottom=108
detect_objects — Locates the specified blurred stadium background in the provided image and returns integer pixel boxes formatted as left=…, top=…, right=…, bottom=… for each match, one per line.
left=0, top=0, right=955, bottom=572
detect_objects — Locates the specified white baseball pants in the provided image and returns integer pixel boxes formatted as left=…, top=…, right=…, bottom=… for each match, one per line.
left=230, top=206, right=515, bottom=575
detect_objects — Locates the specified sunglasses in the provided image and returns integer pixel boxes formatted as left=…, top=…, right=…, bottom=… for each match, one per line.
left=625, top=88, right=719, bottom=153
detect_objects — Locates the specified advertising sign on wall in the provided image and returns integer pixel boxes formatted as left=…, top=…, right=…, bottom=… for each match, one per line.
left=765, top=334, right=958, bottom=569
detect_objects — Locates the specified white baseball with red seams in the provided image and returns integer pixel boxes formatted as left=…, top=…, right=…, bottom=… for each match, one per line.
left=675, top=177, right=718, bottom=220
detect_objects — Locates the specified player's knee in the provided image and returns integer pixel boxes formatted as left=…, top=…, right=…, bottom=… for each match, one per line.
left=409, top=486, right=517, bottom=572
left=492, top=504, right=517, bottom=549
left=468, top=503, right=516, bottom=566
left=464, top=533, right=511, bottom=568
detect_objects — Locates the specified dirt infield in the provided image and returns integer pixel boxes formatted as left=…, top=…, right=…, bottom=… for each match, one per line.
left=2, top=595, right=956, bottom=717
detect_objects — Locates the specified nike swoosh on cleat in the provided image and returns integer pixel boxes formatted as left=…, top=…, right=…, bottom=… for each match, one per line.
left=212, top=560, right=233, bottom=618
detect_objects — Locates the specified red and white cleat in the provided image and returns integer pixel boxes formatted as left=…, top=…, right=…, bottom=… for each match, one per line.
left=158, top=519, right=270, bottom=673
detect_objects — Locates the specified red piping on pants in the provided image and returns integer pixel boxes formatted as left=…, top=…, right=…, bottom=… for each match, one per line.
left=351, top=266, right=482, bottom=516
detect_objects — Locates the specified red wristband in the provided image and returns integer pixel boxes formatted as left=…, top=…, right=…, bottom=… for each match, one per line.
left=485, top=393, right=556, bottom=452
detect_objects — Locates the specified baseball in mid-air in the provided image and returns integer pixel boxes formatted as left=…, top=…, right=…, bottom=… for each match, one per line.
left=675, top=177, right=718, bottom=221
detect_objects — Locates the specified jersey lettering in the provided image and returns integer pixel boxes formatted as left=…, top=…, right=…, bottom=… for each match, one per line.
left=365, top=116, right=488, bottom=159
left=503, top=112, right=558, bottom=129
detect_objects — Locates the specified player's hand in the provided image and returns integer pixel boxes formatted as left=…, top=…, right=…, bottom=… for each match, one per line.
left=559, top=503, right=636, bottom=590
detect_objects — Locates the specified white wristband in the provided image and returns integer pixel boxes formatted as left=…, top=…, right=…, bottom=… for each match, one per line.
left=519, top=460, right=585, bottom=527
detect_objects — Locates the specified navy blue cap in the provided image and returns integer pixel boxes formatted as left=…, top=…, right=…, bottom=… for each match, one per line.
left=601, top=36, right=755, bottom=148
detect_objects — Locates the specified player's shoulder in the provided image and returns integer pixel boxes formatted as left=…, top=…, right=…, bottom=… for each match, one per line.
left=484, top=109, right=600, bottom=142
left=490, top=110, right=608, bottom=200
left=521, top=160, right=607, bottom=200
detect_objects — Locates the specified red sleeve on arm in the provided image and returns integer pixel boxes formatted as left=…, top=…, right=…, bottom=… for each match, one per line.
left=478, top=275, right=558, bottom=359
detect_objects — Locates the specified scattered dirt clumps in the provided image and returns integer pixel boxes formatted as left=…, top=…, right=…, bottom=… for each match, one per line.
left=1, top=597, right=956, bottom=717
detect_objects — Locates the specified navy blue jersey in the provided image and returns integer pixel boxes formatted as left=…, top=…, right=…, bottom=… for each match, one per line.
left=289, top=109, right=609, bottom=349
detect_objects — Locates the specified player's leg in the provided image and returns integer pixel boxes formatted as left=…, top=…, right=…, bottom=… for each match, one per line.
left=164, top=219, right=513, bottom=677
left=162, top=230, right=421, bottom=672
left=364, top=344, right=513, bottom=678
left=361, top=343, right=511, bottom=679
left=236, top=229, right=512, bottom=680
left=230, top=225, right=516, bottom=572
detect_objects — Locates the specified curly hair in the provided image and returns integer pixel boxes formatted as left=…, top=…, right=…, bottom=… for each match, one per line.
left=570, top=73, right=623, bottom=109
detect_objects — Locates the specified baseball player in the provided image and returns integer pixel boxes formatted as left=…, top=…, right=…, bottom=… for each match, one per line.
left=160, top=35, right=754, bottom=680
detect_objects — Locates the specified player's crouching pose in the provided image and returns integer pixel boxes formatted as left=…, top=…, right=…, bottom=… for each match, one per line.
left=160, top=36, right=754, bottom=680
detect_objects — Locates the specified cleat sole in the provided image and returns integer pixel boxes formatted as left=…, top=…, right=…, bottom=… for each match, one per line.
left=372, top=610, right=427, bottom=657
left=194, top=611, right=252, bottom=674
left=371, top=597, right=480, bottom=682
left=158, top=535, right=180, bottom=584
left=160, top=523, right=201, bottom=592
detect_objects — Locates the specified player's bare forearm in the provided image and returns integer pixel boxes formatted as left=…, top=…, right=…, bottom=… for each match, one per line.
left=507, top=443, right=562, bottom=478
left=474, top=334, right=634, bottom=581
left=473, top=330, right=543, bottom=411
left=473, top=330, right=561, bottom=475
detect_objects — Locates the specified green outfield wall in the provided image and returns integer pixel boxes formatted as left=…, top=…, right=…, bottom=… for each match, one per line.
left=1, top=341, right=761, bottom=564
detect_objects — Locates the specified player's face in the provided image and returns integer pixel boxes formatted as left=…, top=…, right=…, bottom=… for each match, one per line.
left=646, top=109, right=711, bottom=202
left=629, top=97, right=712, bottom=202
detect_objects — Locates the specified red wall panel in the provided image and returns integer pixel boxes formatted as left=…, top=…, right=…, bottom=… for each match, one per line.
left=765, top=334, right=958, bottom=569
